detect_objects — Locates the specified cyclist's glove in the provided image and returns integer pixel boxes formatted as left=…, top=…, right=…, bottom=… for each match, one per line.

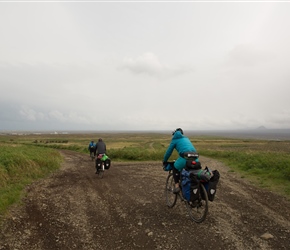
left=162, top=161, right=166, bottom=171
left=163, top=162, right=173, bottom=171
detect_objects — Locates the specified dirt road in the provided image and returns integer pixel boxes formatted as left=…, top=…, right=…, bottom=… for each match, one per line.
left=0, top=150, right=289, bottom=250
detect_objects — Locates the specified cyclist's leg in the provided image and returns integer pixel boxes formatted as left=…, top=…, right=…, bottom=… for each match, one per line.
left=172, top=168, right=181, bottom=194
left=173, top=157, right=186, bottom=193
left=172, top=167, right=180, bottom=186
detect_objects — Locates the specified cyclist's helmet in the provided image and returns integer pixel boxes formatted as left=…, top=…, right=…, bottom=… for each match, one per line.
left=172, top=128, right=183, bottom=135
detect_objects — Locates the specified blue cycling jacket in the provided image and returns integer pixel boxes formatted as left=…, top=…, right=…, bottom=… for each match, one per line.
left=163, top=130, right=198, bottom=171
left=88, top=142, right=96, bottom=150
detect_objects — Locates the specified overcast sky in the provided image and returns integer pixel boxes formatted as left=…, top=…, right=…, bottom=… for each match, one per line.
left=1, top=1, right=290, bottom=131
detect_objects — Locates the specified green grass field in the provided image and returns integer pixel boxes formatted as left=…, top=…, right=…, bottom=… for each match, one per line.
left=1, top=132, right=289, bottom=219
left=0, top=143, right=62, bottom=218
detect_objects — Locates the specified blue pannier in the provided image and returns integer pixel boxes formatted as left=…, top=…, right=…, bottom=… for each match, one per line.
left=181, top=169, right=200, bottom=202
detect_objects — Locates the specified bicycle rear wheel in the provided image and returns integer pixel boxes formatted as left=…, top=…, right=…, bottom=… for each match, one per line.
left=165, top=173, right=177, bottom=208
left=186, top=183, right=208, bottom=223
left=98, top=170, right=104, bottom=178
left=98, top=163, right=105, bottom=179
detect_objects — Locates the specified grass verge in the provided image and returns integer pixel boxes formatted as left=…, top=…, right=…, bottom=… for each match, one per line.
left=0, top=144, right=62, bottom=219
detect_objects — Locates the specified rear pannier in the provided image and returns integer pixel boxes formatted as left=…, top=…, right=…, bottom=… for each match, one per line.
left=181, top=169, right=200, bottom=202
left=206, top=170, right=220, bottom=201
left=104, top=159, right=111, bottom=169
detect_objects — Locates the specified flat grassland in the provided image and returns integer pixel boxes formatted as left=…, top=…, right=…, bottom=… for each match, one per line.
left=2, top=132, right=289, bottom=196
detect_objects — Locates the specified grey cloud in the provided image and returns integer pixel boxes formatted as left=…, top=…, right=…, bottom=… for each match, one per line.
left=19, top=105, right=92, bottom=125
left=225, top=44, right=274, bottom=68
left=0, top=62, right=100, bottom=105
left=266, top=110, right=290, bottom=126
left=48, top=110, right=91, bottom=125
left=19, top=106, right=47, bottom=121
left=120, top=52, right=193, bottom=78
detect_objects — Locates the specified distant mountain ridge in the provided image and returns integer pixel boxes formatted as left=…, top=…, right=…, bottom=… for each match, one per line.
left=257, top=126, right=267, bottom=129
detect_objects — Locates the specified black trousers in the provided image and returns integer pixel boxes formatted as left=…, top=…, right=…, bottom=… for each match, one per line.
left=172, top=167, right=181, bottom=184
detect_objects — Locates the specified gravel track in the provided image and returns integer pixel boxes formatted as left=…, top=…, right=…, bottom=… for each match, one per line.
left=0, top=150, right=289, bottom=250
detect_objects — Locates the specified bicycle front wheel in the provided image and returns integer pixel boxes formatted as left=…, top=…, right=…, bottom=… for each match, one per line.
left=165, top=173, right=177, bottom=208
left=186, top=183, right=208, bottom=223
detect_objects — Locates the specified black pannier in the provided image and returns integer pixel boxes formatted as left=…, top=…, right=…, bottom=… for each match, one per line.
left=96, top=158, right=102, bottom=170
left=206, top=170, right=220, bottom=201
left=104, top=159, right=111, bottom=169
left=96, top=158, right=111, bottom=170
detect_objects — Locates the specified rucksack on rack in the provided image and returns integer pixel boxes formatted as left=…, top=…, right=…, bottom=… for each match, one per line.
left=190, top=167, right=212, bottom=182
left=189, top=166, right=220, bottom=202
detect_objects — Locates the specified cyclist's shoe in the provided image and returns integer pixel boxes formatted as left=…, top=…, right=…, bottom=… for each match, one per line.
left=173, top=187, right=180, bottom=194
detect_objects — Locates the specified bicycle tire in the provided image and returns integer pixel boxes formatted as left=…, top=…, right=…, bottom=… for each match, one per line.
left=186, top=183, right=208, bottom=223
left=165, top=173, right=177, bottom=208
left=98, top=170, right=104, bottom=179
left=98, top=163, right=105, bottom=179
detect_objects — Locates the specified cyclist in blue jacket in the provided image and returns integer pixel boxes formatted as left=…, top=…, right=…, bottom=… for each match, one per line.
left=88, top=140, right=96, bottom=156
left=163, top=128, right=198, bottom=194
